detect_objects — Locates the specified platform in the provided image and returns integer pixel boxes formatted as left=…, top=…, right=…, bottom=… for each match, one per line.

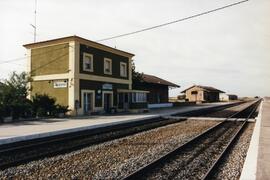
left=256, top=97, right=270, bottom=179
left=240, top=98, right=270, bottom=180
left=0, top=102, right=232, bottom=146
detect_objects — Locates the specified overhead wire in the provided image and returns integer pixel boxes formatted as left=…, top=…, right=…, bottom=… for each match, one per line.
left=29, top=52, right=70, bottom=75
left=96, top=0, right=249, bottom=42
left=0, top=0, right=249, bottom=68
left=0, top=45, right=70, bottom=65
left=29, top=45, right=74, bottom=75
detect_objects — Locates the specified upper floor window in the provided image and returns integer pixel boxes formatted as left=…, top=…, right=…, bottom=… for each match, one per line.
left=83, top=53, right=93, bottom=72
left=104, top=58, right=112, bottom=75
left=120, top=62, right=127, bottom=77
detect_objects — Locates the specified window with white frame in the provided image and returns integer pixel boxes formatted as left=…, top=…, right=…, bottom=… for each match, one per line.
left=120, top=62, right=127, bottom=77
left=104, top=58, right=112, bottom=75
left=132, top=92, right=147, bottom=103
left=83, top=53, right=93, bottom=72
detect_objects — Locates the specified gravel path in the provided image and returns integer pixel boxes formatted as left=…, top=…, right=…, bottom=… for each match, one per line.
left=0, top=120, right=218, bottom=179
left=212, top=122, right=255, bottom=180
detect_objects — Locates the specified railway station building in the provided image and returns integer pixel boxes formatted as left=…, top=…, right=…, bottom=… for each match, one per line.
left=133, top=74, right=180, bottom=108
left=181, top=85, right=224, bottom=103
left=24, top=36, right=150, bottom=115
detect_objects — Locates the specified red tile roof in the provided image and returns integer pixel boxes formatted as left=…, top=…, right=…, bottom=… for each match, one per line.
left=181, top=85, right=225, bottom=93
left=141, top=74, right=180, bottom=87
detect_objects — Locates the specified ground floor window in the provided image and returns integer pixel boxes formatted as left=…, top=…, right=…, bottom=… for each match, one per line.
left=132, top=92, right=147, bottom=103
left=81, top=90, right=95, bottom=115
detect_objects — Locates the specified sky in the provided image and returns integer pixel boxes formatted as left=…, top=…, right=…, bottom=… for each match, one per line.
left=0, top=0, right=269, bottom=97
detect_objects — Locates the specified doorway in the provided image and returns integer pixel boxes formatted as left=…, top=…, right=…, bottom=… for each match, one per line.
left=82, top=90, right=95, bottom=115
left=123, top=93, right=129, bottom=111
left=103, top=91, right=113, bottom=113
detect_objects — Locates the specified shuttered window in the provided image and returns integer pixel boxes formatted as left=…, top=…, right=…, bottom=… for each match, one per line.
left=120, top=62, right=127, bottom=77
left=83, top=53, right=93, bottom=72
left=104, top=58, right=112, bottom=75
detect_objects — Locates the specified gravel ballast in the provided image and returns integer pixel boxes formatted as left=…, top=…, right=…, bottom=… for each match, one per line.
left=0, top=120, right=218, bottom=179
left=201, top=101, right=255, bottom=118
left=212, top=122, right=255, bottom=180
left=140, top=121, right=243, bottom=180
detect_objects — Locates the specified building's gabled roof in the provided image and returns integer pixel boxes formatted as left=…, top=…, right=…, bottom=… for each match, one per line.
left=141, top=74, right=180, bottom=88
left=23, top=35, right=135, bottom=57
left=181, top=85, right=225, bottom=93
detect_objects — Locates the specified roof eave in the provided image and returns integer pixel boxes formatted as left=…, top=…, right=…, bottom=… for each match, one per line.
left=23, top=35, right=135, bottom=57
left=169, top=84, right=180, bottom=88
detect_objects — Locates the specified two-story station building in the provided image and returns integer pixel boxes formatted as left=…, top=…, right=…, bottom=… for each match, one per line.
left=23, top=36, right=149, bottom=115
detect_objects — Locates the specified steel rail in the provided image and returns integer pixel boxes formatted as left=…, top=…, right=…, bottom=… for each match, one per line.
left=0, top=103, right=239, bottom=170
left=202, top=99, right=261, bottom=180
left=122, top=100, right=260, bottom=180
left=0, top=117, right=172, bottom=170
left=0, top=102, right=239, bottom=153
left=0, top=101, right=250, bottom=170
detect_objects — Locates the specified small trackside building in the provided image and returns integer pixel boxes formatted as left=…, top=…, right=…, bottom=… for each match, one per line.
left=220, top=94, right=238, bottom=101
left=181, top=85, right=224, bottom=103
left=133, top=74, right=180, bottom=108
left=23, top=36, right=148, bottom=115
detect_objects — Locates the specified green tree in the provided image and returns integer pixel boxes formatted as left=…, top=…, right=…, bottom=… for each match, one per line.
left=131, top=59, right=143, bottom=83
left=0, top=72, right=69, bottom=121
left=0, top=72, right=32, bottom=119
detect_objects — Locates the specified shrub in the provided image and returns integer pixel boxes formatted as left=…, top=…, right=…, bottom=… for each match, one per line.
left=32, top=94, right=56, bottom=117
left=0, top=72, right=70, bottom=120
left=32, top=94, right=69, bottom=117
left=55, top=104, right=69, bottom=114
left=53, top=104, right=70, bottom=117
left=9, top=99, right=33, bottom=119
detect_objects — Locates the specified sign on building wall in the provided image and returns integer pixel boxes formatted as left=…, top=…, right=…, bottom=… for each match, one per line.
left=54, top=80, right=68, bottom=88
left=102, top=83, right=112, bottom=90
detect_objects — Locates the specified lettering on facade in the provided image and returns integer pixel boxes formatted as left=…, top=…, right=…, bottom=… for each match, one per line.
left=53, top=80, right=68, bottom=88
left=102, top=83, right=113, bottom=90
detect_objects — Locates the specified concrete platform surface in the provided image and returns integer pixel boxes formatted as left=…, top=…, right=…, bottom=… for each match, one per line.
left=0, top=102, right=231, bottom=145
left=256, top=98, right=270, bottom=180
left=240, top=98, right=270, bottom=180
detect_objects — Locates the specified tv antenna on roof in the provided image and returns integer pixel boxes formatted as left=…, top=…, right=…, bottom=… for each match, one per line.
left=30, top=0, right=37, bottom=42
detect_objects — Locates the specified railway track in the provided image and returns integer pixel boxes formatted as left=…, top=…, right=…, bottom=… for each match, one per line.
left=123, top=99, right=261, bottom=180
left=0, top=102, right=242, bottom=170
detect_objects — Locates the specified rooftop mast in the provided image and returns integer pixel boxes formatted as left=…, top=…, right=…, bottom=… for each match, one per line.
left=30, top=0, right=37, bottom=42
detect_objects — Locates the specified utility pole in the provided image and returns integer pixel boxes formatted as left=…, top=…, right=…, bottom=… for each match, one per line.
left=30, top=0, right=37, bottom=42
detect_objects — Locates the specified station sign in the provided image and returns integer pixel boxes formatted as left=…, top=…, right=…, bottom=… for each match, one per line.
left=102, top=83, right=113, bottom=90
left=54, top=80, right=68, bottom=88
